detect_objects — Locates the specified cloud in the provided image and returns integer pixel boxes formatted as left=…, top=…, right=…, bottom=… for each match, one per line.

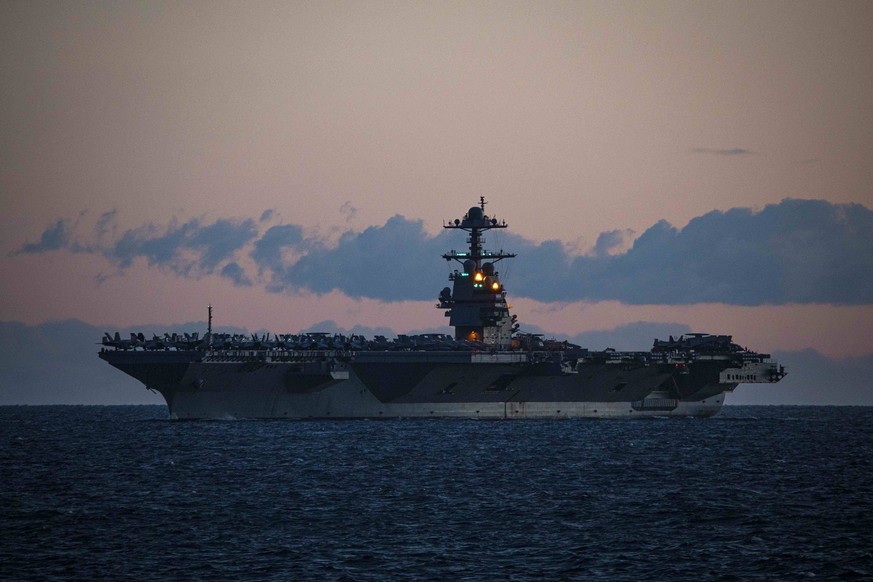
left=691, top=147, right=754, bottom=156
left=14, top=219, right=72, bottom=254
left=592, top=228, right=634, bottom=257
left=189, top=219, right=259, bottom=271
left=281, top=215, right=451, bottom=300
left=95, top=210, right=118, bottom=241
left=16, top=199, right=873, bottom=305
left=249, top=199, right=873, bottom=305
left=250, top=224, right=305, bottom=280
left=108, top=217, right=258, bottom=277
left=220, top=262, right=251, bottom=286
left=512, top=199, right=873, bottom=305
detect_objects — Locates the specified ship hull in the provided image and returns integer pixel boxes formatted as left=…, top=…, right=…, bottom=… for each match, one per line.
left=165, top=383, right=726, bottom=420
left=100, top=350, right=735, bottom=419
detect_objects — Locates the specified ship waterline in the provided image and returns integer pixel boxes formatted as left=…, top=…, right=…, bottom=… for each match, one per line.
left=99, top=198, right=785, bottom=419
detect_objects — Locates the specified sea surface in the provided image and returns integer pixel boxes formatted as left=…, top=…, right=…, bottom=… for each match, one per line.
left=1, top=406, right=871, bottom=581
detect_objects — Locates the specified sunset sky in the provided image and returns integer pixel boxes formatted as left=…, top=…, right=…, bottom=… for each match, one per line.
left=2, top=0, right=872, bottom=390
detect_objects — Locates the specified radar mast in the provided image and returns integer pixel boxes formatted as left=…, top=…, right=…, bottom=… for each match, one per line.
left=438, top=198, right=518, bottom=348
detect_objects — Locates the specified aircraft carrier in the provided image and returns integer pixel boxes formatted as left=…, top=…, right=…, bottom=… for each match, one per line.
left=99, top=198, right=785, bottom=419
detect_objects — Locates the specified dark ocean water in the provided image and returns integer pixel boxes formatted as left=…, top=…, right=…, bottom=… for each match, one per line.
left=1, top=406, right=872, bottom=581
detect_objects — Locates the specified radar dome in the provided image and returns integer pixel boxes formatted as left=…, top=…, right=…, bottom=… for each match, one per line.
left=463, top=259, right=476, bottom=273
left=482, top=262, right=494, bottom=275
left=467, top=207, right=484, bottom=221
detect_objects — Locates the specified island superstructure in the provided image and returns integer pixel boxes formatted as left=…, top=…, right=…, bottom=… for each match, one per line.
left=99, top=198, right=785, bottom=419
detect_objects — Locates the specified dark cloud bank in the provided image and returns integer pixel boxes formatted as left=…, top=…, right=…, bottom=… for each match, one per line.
left=1, top=320, right=870, bottom=406
left=17, top=199, right=873, bottom=305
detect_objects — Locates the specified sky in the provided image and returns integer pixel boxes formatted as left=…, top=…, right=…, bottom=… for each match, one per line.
left=2, top=1, right=873, bottom=403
